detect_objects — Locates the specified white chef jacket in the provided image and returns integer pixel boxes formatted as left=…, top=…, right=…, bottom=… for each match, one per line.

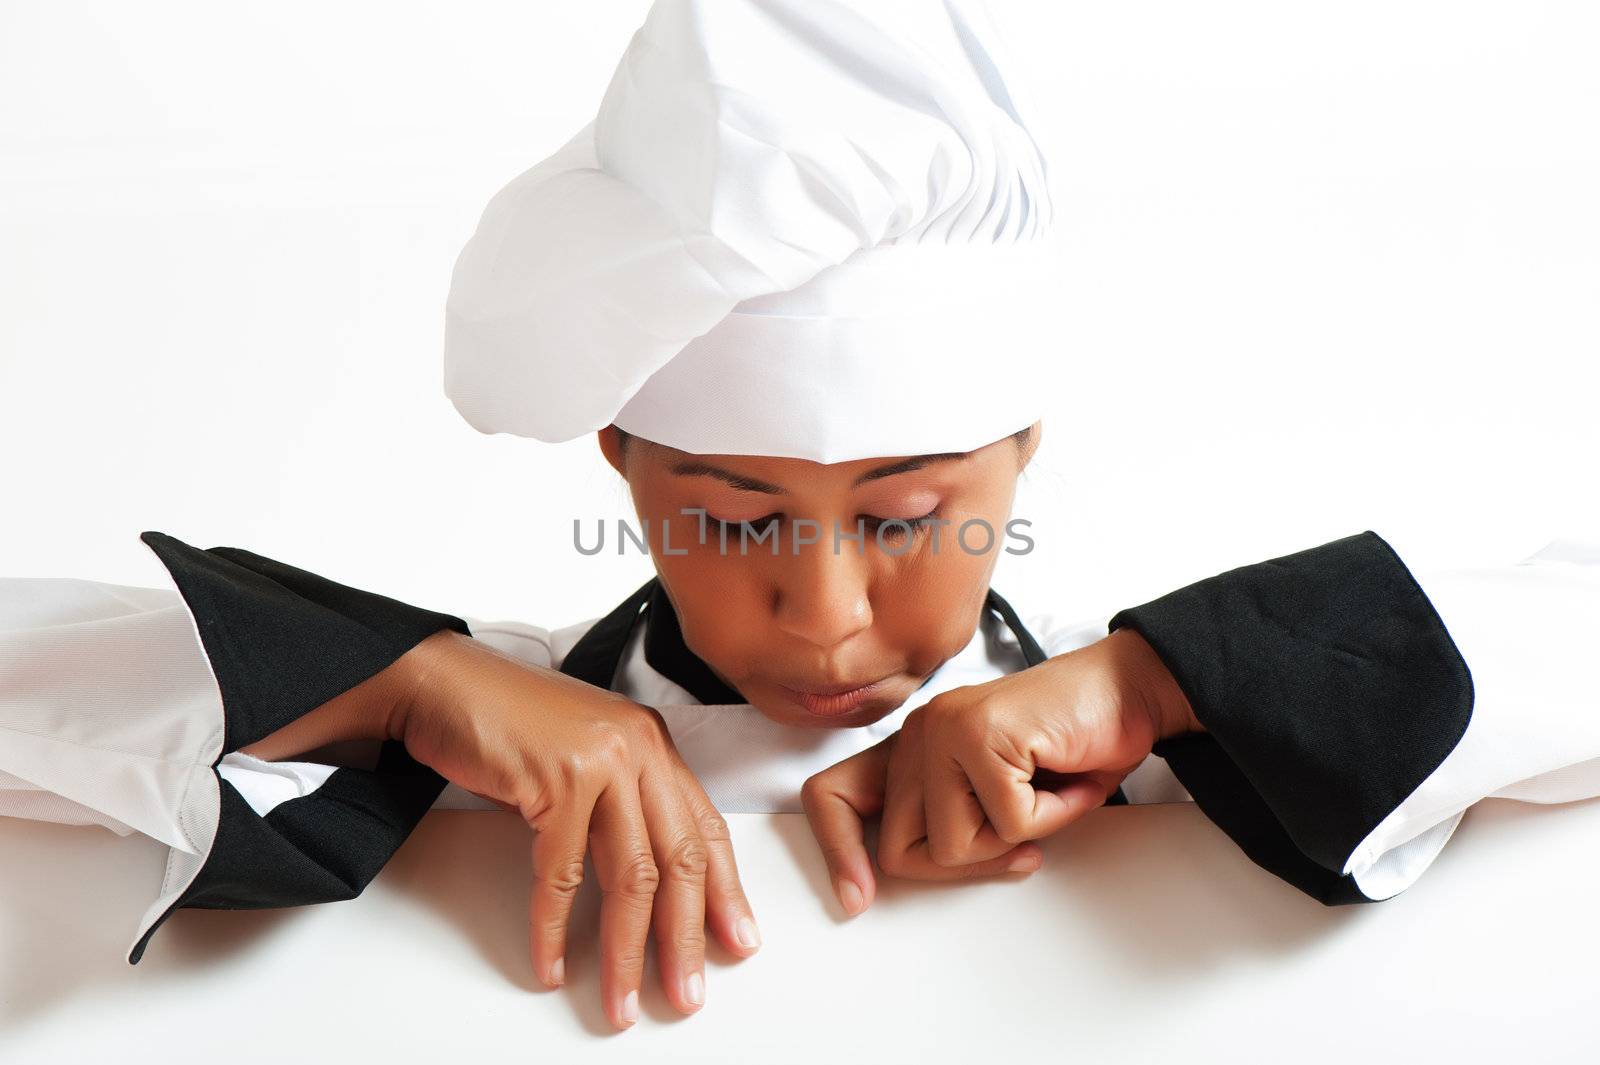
left=2, top=529, right=1597, bottom=963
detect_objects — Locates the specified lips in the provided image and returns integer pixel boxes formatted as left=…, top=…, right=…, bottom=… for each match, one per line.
left=778, top=677, right=891, bottom=717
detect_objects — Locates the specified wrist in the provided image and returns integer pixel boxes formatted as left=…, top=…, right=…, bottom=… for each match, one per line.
left=1107, top=626, right=1202, bottom=740
left=234, top=631, right=456, bottom=761
left=383, top=628, right=474, bottom=744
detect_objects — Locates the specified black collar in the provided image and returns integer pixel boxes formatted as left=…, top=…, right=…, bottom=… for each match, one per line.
left=643, top=580, right=747, bottom=704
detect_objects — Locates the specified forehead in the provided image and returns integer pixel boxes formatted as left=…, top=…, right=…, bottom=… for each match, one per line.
left=629, top=434, right=1012, bottom=495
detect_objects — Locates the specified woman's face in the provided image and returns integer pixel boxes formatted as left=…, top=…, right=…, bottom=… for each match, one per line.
left=598, top=422, right=1041, bottom=728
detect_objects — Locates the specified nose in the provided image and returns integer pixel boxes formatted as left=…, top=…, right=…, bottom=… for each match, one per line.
left=770, top=529, right=874, bottom=650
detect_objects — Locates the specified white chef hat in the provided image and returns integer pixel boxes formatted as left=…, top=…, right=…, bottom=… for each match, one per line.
left=443, top=0, right=1060, bottom=464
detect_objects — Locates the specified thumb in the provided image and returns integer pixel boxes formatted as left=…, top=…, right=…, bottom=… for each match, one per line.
left=799, top=738, right=892, bottom=917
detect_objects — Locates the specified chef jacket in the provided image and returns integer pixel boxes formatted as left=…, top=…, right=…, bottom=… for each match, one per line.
left=2, top=528, right=1597, bottom=963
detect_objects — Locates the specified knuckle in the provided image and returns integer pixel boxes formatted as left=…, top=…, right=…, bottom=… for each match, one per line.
left=992, top=817, right=1030, bottom=845
left=547, top=758, right=589, bottom=804
left=608, top=943, right=649, bottom=973
left=799, top=773, right=829, bottom=810
left=665, top=837, right=711, bottom=880
left=928, top=837, right=966, bottom=868
left=696, top=807, right=731, bottom=843
left=593, top=721, right=634, bottom=764
left=538, top=858, right=587, bottom=896
left=629, top=705, right=672, bottom=751
left=901, top=705, right=929, bottom=737
left=614, top=852, right=661, bottom=898
left=671, top=927, right=707, bottom=958
left=876, top=844, right=908, bottom=878
left=520, top=792, right=560, bottom=831
left=952, top=705, right=996, bottom=746
left=920, top=692, right=956, bottom=722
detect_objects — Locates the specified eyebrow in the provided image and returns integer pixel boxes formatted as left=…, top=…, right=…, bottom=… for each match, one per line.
left=669, top=452, right=970, bottom=494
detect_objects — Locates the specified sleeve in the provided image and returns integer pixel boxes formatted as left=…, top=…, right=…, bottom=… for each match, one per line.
left=1104, top=529, right=1600, bottom=904
left=0, top=530, right=473, bottom=963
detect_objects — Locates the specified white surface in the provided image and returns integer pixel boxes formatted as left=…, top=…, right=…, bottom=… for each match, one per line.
left=2, top=801, right=1597, bottom=1063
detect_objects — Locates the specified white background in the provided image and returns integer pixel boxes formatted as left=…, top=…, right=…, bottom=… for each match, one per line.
left=2, top=0, right=1597, bottom=628
left=4, top=5, right=1600, bottom=1062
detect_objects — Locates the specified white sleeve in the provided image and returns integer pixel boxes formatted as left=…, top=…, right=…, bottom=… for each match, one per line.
left=1094, top=529, right=1600, bottom=905
left=2, top=531, right=476, bottom=964
left=1, top=558, right=227, bottom=964
left=1345, top=534, right=1600, bottom=897
left=0, top=573, right=222, bottom=850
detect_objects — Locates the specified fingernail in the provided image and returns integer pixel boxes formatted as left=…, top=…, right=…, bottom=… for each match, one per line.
left=621, top=989, right=639, bottom=1026
left=736, top=915, right=762, bottom=950
left=837, top=878, right=865, bottom=915
left=549, top=957, right=565, bottom=986
left=1008, top=852, right=1042, bottom=873
left=685, top=971, right=705, bottom=1008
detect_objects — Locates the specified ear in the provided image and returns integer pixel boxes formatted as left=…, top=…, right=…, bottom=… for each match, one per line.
left=1021, top=419, right=1043, bottom=469
left=597, top=424, right=627, bottom=476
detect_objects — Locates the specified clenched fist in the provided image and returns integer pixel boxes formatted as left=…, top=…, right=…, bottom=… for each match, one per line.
left=801, top=626, right=1200, bottom=914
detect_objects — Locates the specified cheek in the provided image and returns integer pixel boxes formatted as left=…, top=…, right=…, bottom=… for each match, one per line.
left=652, top=554, right=765, bottom=664
left=875, top=562, right=991, bottom=669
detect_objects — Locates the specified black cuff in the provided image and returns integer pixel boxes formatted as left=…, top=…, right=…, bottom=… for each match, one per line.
left=1108, top=530, right=1473, bottom=902
left=140, top=531, right=471, bottom=752
left=129, top=531, right=470, bottom=963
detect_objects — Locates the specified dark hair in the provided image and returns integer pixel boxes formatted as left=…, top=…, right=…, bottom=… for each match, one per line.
left=615, top=423, right=1033, bottom=458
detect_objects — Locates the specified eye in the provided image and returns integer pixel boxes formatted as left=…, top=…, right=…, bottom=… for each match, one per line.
left=701, top=509, right=941, bottom=545
left=708, top=512, right=783, bottom=537
left=862, top=509, right=940, bottom=539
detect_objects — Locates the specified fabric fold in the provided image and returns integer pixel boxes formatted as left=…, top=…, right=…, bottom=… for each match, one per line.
left=1106, top=530, right=1475, bottom=903
left=124, top=532, right=469, bottom=963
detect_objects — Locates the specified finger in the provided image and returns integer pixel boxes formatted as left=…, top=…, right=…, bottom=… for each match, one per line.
left=877, top=724, right=929, bottom=879
left=1046, top=775, right=1117, bottom=828
left=881, top=730, right=1043, bottom=881
left=639, top=768, right=710, bottom=1015
left=923, top=751, right=1015, bottom=866
left=966, top=744, right=1087, bottom=844
left=674, top=761, right=761, bottom=959
left=590, top=781, right=657, bottom=1030
left=887, top=836, right=1045, bottom=881
left=528, top=799, right=594, bottom=989
left=800, top=740, right=891, bottom=917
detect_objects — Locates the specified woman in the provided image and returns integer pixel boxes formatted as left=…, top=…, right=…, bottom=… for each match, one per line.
left=3, top=0, right=1598, bottom=1035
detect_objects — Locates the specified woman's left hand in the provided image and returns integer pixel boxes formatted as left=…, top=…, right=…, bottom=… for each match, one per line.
left=800, top=627, right=1200, bottom=916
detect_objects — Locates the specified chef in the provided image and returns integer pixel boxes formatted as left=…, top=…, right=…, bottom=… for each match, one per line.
left=3, top=0, right=1598, bottom=1036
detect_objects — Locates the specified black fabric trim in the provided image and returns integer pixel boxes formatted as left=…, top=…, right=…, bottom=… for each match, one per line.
left=983, top=587, right=1048, bottom=666
left=1108, top=530, right=1475, bottom=903
left=128, top=531, right=469, bottom=963
left=641, top=579, right=748, bottom=705
left=129, top=742, right=446, bottom=963
left=560, top=578, right=655, bottom=690
left=140, top=531, right=472, bottom=752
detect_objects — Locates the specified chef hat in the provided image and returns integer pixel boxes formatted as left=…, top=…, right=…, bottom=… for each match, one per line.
left=444, top=0, right=1060, bottom=464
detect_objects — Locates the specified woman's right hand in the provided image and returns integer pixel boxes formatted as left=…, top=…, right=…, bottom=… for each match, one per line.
left=386, top=628, right=761, bottom=1029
